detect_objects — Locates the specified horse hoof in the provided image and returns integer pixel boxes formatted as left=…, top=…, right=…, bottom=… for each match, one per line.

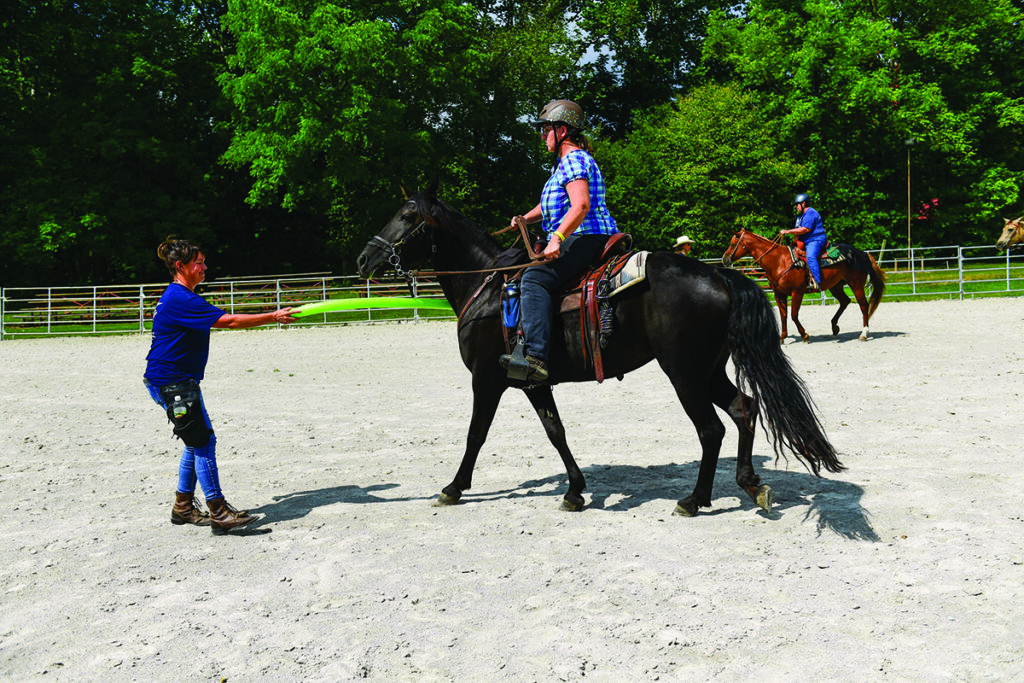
left=673, top=498, right=699, bottom=517
left=433, top=491, right=461, bottom=506
left=801, top=334, right=810, bottom=343
left=756, top=485, right=773, bottom=512
left=561, top=495, right=585, bottom=512
left=832, top=323, right=840, bottom=335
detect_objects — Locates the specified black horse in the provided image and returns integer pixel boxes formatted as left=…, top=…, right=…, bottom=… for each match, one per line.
left=356, top=183, right=844, bottom=516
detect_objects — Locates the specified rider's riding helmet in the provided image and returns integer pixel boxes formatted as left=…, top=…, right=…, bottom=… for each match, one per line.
left=532, top=100, right=585, bottom=130
left=794, top=193, right=810, bottom=205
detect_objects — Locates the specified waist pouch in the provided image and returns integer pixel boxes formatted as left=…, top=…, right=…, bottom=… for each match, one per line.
left=159, top=380, right=212, bottom=448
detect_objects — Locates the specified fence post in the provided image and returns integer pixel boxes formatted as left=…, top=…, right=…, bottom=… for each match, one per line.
left=910, top=248, right=917, bottom=295
left=139, top=286, right=145, bottom=333
left=47, top=287, right=52, bottom=334
left=321, top=277, right=328, bottom=323
left=958, top=247, right=964, bottom=300
left=1008, top=249, right=1013, bottom=292
left=275, top=279, right=282, bottom=327
left=411, top=274, right=420, bottom=322
left=0, top=287, right=4, bottom=340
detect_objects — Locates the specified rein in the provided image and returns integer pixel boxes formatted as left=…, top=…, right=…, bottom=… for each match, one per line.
left=732, top=230, right=791, bottom=289
left=366, top=212, right=545, bottom=280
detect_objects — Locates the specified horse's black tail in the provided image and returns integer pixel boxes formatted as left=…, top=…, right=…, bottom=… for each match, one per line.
left=838, top=245, right=886, bottom=319
left=717, top=267, right=845, bottom=475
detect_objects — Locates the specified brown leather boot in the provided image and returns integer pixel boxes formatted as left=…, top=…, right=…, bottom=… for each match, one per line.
left=171, top=492, right=211, bottom=526
left=206, top=497, right=257, bottom=535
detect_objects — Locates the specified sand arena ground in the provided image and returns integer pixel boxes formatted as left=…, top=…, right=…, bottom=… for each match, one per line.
left=1, top=298, right=1022, bottom=680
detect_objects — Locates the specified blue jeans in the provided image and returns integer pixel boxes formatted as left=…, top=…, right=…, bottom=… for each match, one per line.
left=805, top=236, right=826, bottom=284
left=520, top=233, right=611, bottom=360
left=144, top=379, right=223, bottom=501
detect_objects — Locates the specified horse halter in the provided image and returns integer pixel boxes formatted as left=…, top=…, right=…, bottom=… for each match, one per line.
left=726, top=229, right=786, bottom=288
left=364, top=217, right=431, bottom=281
left=723, top=229, right=765, bottom=265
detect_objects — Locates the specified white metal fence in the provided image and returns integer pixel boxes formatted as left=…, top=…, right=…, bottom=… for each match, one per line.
left=2, top=245, right=1022, bottom=340
left=727, top=245, right=1024, bottom=305
left=0, top=273, right=452, bottom=339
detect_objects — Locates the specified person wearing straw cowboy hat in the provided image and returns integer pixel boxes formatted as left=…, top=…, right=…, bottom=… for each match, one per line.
left=673, top=235, right=694, bottom=255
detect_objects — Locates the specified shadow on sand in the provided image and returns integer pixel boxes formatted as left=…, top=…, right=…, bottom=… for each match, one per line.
left=792, top=328, right=906, bottom=344
left=240, top=456, right=877, bottom=542
left=246, top=483, right=433, bottom=529
left=453, top=454, right=879, bottom=541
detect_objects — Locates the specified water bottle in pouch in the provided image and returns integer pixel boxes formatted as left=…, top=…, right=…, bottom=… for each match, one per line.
left=172, top=396, right=187, bottom=419
left=502, top=281, right=520, bottom=328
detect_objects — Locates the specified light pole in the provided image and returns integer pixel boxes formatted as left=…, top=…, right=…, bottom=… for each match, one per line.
left=905, top=138, right=915, bottom=263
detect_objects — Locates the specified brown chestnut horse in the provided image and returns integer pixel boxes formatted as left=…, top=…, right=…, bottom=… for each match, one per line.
left=722, top=229, right=886, bottom=342
left=356, top=185, right=842, bottom=517
left=996, top=216, right=1024, bottom=251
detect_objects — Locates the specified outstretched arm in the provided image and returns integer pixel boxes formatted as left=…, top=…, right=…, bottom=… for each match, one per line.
left=213, top=308, right=296, bottom=329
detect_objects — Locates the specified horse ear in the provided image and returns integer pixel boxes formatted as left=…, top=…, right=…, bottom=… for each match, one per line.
left=400, top=184, right=409, bottom=200
left=424, top=176, right=440, bottom=200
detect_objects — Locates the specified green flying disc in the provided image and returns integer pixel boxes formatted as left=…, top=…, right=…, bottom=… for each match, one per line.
left=293, top=297, right=453, bottom=317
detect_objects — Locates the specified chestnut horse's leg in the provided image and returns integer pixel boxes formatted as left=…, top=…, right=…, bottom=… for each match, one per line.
left=522, top=385, right=587, bottom=511
left=709, top=366, right=771, bottom=512
left=829, top=284, right=851, bottom=336
left=847, top=271, right=872, bottom=340
left=775, top=290, right=790, bottom=342
left=437, top=376, right=507, bottom=505
left=790, top=289, right=810, bottom=343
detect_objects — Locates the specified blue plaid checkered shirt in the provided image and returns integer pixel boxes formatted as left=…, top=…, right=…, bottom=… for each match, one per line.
left=540, top=150, right=618, bottom=237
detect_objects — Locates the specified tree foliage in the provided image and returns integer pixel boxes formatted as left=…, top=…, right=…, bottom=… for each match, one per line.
left=218, top=0, right=579, bottom=268
left=703, top=0, right=1024, bottom=247
left=0, top=1, right=241, bottom=285
left=574, top=0, right=735, bottom=138
left=602, top=84, right=803, bottom=255
left=3, top=0, right=1024, bottom=286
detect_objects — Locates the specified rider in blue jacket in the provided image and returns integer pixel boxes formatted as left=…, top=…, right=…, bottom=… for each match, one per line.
left=781, top=193, right=827, bottom=292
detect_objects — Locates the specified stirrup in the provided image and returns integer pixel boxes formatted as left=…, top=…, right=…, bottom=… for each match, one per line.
left=500, top=338, right=531, bottom=381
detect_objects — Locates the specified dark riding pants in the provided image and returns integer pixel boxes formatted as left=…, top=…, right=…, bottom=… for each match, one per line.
left=520, top=233, right=611, bottom=361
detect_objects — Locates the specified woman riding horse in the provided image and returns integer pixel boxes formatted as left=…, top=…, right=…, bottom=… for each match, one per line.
left=499, top=99, right=619, bottom=383
left=357, top=181, right=844, bottom=517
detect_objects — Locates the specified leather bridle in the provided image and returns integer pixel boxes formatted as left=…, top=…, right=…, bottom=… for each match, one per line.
left=363, top=219, right=430, bottom=281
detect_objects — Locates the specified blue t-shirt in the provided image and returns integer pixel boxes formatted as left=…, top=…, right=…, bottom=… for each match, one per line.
left=795, top=206, right=827, bottom=242
left=540, top=150, right=618, bottom=237
left=144, top=283, right=226, bottom=385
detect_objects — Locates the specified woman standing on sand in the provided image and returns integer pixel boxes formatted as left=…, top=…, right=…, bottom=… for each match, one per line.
left=143, top=237, right=296, bottom=535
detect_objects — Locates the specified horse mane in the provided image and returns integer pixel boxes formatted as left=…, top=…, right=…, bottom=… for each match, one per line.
left=741, top=229, right=777, bottom=245
left=413, top=193, right=505, bottom=259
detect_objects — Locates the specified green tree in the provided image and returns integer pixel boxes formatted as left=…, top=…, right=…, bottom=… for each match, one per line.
left=704, top=0, right=1024, bottom=248
left=602, top=83, right=803, bottom=255
left=574, top=0, right=736, bottom=138
left=218, top=0, right=581, bottom=269
left=0, top=1, right=274, bottom=286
